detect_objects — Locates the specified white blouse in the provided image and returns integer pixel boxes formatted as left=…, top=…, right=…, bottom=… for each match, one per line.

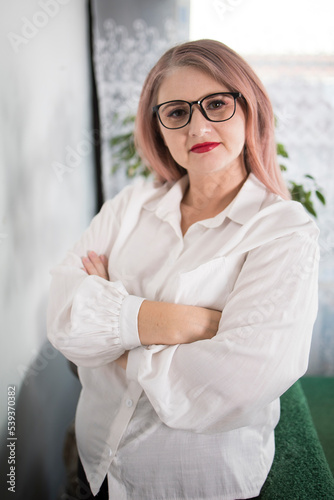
left=47, top=173, right=319, bottom=500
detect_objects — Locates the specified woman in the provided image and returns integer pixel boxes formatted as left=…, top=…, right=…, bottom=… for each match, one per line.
left=47, top=39, right=319, bottom=499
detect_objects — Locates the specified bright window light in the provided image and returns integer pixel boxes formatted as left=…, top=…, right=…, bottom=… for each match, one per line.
left=190, top=0, right=334, bottom=55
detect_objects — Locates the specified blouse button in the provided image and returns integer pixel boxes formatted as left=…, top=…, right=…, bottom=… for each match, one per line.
left=126, top=399, right=133, bottom=408
left=109, top=449, right=113, bottom=457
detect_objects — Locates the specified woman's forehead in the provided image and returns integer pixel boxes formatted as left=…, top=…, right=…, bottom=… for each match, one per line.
left=157, top=66, right=230, bottom=103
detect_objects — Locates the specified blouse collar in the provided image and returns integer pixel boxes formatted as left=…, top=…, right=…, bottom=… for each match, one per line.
left=143, top=173, right=271, bottom=229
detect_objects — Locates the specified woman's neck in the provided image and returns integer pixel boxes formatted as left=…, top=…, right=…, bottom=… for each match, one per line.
left=180, top=165, right=248, bottom=235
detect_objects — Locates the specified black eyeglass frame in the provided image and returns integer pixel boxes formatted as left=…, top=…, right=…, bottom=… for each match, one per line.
left=152, top=92, right=242, bottom=130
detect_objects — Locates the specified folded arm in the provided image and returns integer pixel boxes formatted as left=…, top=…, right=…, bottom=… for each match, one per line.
left=81, top=250, right=221, bottom=369
left=47, top=213, right=221, bottom=369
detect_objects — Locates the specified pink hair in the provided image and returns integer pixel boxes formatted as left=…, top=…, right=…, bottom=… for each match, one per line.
left=135, top=39, right=290, bottom=199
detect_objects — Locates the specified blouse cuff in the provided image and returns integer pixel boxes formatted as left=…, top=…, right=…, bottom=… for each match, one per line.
left=71, top=276, right=128, bottom=336
left=119, top=295, right=145, bottom=350
left=70, top=276, right=144, bottom=352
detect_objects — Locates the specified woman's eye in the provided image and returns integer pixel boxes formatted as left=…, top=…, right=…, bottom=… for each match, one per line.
left=207, top=100, right=225, bottom=110
left=167, top=108, right=187, bottom=118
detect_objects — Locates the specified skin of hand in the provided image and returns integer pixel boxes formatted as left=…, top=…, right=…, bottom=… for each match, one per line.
left=81, top=251, right=109, bottom=280
left=138, top=300, right=221, bottom=346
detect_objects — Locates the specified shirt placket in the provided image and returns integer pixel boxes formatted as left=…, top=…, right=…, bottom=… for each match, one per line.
left=105, top=380, right=143, bottom=461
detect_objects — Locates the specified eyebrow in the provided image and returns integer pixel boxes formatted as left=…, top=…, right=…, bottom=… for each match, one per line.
left=160, top=100, right=189, bottom=107
left=157, top=92, right=234, bottom=107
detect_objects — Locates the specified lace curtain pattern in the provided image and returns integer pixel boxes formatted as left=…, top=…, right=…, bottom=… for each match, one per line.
left=92, top=17, right=182, bottom=198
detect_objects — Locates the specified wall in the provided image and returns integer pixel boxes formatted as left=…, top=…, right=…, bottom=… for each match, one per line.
left=0, top=1, right=95, bottom=498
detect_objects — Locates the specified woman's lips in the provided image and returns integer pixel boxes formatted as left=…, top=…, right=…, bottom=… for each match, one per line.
left=190, top=142, right=220, bottom=154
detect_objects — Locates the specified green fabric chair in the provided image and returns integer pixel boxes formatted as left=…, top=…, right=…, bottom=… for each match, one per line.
left=257, top=381, right=334, bottom=500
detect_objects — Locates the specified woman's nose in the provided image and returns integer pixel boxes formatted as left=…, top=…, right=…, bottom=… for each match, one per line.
left=188, top=106, right=212, bottom=136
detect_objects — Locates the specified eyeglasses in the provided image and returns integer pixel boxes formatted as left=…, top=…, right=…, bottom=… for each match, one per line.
left=153, top=92, right=242, bottom=130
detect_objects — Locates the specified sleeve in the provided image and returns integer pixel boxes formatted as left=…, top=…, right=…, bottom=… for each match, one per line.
left=47, top=198, right=145, bottom=368
left=126, top=223, right=319, bottom=433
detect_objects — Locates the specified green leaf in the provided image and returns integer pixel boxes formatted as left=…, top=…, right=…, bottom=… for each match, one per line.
left=315, top=190, right=326, bottom=205
left=303, top=200, right=317, bottom=217
left=118, top=146, right=136, bottom=161
left=304, top=174, right=315, bottom=180
left=277, top=143, right=289, bottom=158
left=123, top=115, right=136, bottom=125
left=142, top=168, right=151, bottom=177
left=110, top=132, right=133, bottom=146
left=290, top=183, right=304, bottom=201
left=304, top=190, right=312, bottom=202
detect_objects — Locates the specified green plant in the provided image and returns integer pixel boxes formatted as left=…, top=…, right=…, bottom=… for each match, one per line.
left=110, top=115, right=326, bottom=217
left=110, top=115, right=150, bottom=179
left=277, top=142, right=326, bottom=217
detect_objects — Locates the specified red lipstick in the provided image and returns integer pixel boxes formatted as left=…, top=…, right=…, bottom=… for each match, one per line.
left=190, top=142, right=220, bottom=154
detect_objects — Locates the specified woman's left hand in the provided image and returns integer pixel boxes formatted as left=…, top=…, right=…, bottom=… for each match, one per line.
left=82, top=251, right=109, bottom=280
left=115, top=351, right=128, bottom=370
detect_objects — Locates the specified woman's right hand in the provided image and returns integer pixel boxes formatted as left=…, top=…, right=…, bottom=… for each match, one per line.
left=81, top=251, right=109, bottom=280
left=138, top=300, right=221, bottom=346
